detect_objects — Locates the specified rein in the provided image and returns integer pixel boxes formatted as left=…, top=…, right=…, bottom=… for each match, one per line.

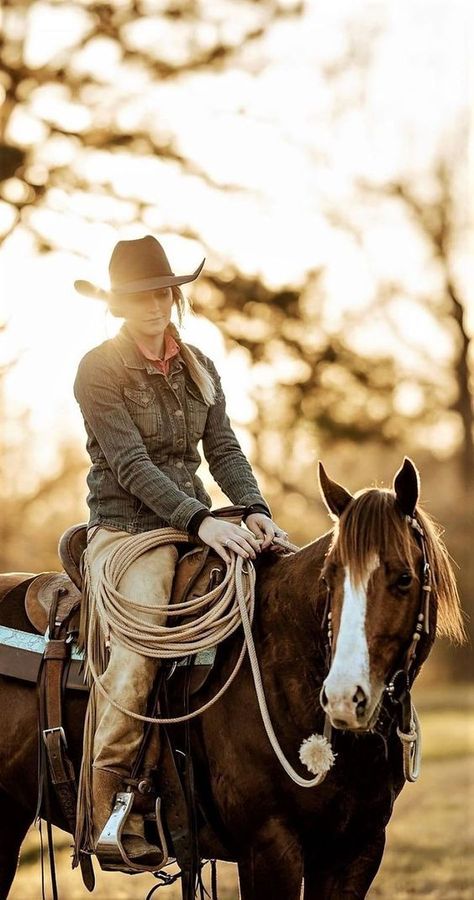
left=83, top=528, right=331, bottom=788
left=320, top=513, right=431, bottom=782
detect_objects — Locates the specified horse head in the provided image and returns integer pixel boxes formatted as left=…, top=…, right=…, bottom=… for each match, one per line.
left=317, top=457, right=464, bottom=732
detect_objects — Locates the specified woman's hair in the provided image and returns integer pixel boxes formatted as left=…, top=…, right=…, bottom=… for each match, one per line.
left=168, top=286, right=216, bottom=406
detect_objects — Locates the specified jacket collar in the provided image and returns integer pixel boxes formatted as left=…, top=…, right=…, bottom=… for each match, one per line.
left=113, top=323, right=184, bottom=375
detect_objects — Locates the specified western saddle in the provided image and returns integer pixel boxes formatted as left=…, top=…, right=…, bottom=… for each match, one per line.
left=26, top=507, right=243, bottom=639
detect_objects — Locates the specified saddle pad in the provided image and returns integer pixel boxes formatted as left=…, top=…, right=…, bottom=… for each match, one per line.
left=0, top=626, right=216, bottom=693
left=0, top=625, right=87, bottom=691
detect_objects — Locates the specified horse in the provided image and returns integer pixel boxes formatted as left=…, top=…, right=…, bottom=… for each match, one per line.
left=0, top=457, right=465, bottom=899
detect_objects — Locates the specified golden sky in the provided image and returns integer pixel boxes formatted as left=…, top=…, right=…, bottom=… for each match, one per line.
left=0, top=0, right=472, bottom=469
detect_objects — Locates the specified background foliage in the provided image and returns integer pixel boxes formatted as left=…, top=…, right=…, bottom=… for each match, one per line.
left=0, top=1, right=472, bottom=681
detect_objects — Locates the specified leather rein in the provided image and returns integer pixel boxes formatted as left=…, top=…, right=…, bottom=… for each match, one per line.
left=320, top=512, right=432, bottom=782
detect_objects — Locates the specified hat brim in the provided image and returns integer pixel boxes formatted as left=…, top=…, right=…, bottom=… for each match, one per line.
left=74, top=258, right=205, bottom=301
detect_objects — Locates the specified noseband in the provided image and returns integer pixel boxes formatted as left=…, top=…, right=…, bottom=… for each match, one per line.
left=320, top=512, right=432, bottom=782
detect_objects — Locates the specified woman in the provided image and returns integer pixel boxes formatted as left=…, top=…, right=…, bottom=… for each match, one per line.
left=73, top=235, right=287, bottom=870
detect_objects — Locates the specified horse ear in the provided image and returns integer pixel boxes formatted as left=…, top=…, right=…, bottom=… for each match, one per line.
left=318, top=462, right=353, bottom=518
left=393, top=457, right=420, bottom=517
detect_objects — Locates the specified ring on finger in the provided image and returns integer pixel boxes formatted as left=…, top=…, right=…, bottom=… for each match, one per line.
left=224, top=539, right=232, bottom=547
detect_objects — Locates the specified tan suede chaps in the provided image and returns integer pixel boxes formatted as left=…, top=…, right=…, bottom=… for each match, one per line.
left=79, top=525, right=178, bottom=864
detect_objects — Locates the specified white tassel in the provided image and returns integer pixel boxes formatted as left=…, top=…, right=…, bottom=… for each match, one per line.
left=299, top=733, right=336, bottom=776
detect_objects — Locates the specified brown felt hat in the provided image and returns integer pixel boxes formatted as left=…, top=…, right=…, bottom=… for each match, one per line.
left=74, top=235, right=205, bottom=301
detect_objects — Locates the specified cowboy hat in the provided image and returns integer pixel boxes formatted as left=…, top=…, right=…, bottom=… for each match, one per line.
left=74, top=235, right=205, bottom=301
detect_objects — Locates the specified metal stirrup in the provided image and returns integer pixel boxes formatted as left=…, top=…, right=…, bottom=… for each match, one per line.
left=95, top=792, right=170, bottom=874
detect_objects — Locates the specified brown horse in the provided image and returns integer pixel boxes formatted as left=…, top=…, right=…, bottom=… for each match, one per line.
left=0, top=458, right=465, bottom=899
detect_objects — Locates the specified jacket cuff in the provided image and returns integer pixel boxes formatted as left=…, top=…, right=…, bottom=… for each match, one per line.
left=242, top=502, right=271, bottom=522
left=170, top=497, right=212, bottom=532
left=187, top=509, right=214, bottom=536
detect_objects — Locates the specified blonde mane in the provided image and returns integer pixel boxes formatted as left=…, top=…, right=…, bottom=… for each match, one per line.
left=329, top=488, right=466, bottom=644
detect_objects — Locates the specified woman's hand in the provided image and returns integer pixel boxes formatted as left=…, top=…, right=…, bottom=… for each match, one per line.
left=197, top=517, right=262, bottom=564
left=245, top=513, right=288, bottom=550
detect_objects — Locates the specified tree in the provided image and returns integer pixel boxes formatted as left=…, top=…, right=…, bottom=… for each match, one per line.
left=0, top=325, right=87, bottom=571
left=0, top=0, right=304, bottom=247
left=386, top=159, right=473, bottom=492
left=0, top=1, right=423, bottom=489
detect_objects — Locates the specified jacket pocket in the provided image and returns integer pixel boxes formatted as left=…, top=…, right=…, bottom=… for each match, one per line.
left=123, top=386, right=160, bottom=437
left=185, top=383, right=208, bottom=438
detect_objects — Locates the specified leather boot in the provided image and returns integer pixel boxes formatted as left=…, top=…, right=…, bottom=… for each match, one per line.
left=92, top=767, right=163, bottom=868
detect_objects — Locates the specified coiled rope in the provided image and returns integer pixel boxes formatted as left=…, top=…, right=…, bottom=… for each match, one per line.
left=84, top=527, right=328, bottom=788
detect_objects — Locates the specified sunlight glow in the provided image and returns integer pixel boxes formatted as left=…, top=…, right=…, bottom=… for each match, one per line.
left=0, top=0, right=471, bottom=475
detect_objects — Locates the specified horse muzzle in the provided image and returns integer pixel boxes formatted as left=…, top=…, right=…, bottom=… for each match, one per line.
left=320, top=682, right=373, bottom=731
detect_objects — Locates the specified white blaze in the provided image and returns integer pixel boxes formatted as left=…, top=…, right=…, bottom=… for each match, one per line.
left=324, top=555, right=379, bottom=709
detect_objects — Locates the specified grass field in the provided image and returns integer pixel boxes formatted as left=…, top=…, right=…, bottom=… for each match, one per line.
left=10, top=683, right=474, bottom=899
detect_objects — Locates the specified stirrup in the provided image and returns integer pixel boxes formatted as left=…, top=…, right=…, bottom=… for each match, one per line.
left=95, top=791, right=170, bottom=873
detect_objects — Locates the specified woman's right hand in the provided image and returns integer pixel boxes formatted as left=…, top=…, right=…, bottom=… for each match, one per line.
left=197, top=516, right=262, bottom=564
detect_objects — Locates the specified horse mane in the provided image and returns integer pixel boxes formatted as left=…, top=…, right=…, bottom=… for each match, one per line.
left=329, top=488, right=466, bottom=644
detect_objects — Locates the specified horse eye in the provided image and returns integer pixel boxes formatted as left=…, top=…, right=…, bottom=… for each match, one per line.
left=396, top=572, right=413, bottom=590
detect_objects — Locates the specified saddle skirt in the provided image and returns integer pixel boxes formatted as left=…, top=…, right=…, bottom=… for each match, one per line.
left=25, top=572, right=81, bottom=634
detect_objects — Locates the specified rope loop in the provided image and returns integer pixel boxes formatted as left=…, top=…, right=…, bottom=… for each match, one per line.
left=397, top=706, right=422, bottom=782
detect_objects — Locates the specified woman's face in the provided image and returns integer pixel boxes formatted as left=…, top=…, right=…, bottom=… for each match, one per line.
left=110, top=287, right=174, bottom=338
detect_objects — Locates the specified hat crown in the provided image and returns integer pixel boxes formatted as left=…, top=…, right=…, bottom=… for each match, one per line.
left=74, top=234, right=205, bottom=300
left=109, top=236, right=173, bottom=289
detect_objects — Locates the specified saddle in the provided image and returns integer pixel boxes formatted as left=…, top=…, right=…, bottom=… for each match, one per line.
left=0, top=506, right=245, bottom=699
left=26, top=503, right=243, bottom=632
left=25, top=571, right=82, bottom=635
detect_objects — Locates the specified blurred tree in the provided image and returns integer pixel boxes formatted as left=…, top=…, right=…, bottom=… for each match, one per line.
left=0, top=2, right=472, bottom=672
left=385, top=160, right=473, bottom=493
left=0, top=0, right=421, bottom=492
left=0, top=0, right=304, bottom=246
left=1, top=2, right=469, bottom=480
left=201, top=267, right=447, bottom=510
left=0, top=326, right=87, bottom=571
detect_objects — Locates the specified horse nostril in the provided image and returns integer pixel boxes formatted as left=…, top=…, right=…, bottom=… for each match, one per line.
left=320, top=686, right=329, bottom=709
left=353, top=686, right=367, bottom=716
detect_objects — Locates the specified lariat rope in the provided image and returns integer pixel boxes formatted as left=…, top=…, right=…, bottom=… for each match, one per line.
left=397, top=704, right=422, bottom=782
left=83, top=527, right=328, bottom=788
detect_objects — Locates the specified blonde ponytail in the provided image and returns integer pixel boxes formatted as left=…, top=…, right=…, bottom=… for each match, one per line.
left=169, top=286, right=217, bottom=406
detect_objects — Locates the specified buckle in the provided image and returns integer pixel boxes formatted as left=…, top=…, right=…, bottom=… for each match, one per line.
left=43, top=726, right=67, bottom=748
left=386, top=669, right=409, bottom=703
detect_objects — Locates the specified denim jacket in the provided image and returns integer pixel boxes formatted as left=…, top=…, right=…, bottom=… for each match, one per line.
left=73, top=323, right=270, bottom=534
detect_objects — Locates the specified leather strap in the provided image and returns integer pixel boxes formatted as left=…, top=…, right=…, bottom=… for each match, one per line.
left=38, top=586, right=95, bottom=891
left=159, top=728, right=194, bottom=873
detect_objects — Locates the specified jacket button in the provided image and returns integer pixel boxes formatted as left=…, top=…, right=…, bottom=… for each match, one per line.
left=184, top=481, right=192, bottom=487
left=177, top=439, right=184, bottom=446
left=175, top=409, right=184, bottom=417
left=172, top=383, right=179, bottom=390
left=176, top=461, right=184, bottom=468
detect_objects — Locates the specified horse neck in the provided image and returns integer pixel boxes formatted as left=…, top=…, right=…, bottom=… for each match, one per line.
left=245, top=532, right=333, bottom=737
left=255, top=530, right=333, bottom=658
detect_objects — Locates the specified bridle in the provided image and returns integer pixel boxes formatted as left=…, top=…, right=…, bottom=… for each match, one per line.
left=319, top=511, right=433, bottom=782
left=386, top=515, right=432, bottom=691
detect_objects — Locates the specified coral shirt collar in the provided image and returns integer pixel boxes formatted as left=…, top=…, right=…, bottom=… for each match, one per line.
left=135, top=330, right=180, bottom=365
